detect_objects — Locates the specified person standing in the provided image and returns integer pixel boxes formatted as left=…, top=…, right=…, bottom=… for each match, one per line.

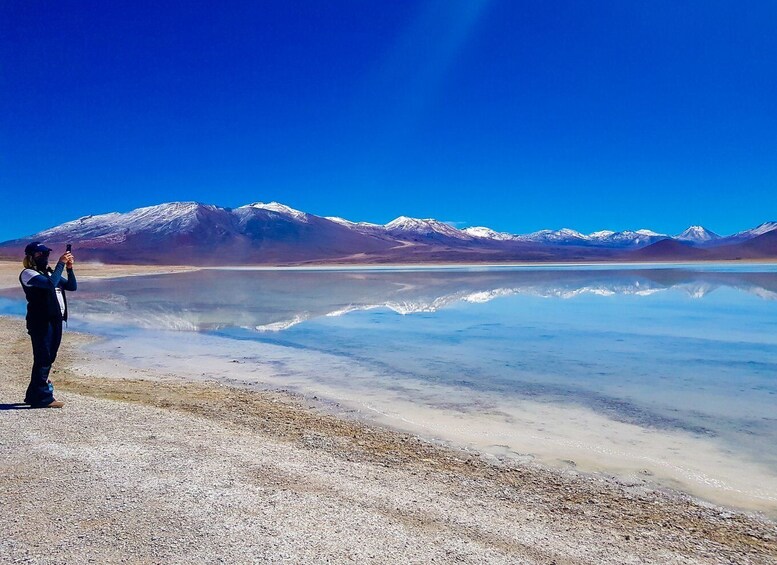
left=19, top=242, right=77, bottom=408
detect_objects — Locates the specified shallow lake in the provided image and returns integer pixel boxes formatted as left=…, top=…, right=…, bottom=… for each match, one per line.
left=3, top=264, right=777, bottom=513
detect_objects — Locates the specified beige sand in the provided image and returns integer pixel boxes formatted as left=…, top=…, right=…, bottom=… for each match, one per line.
left=1, top=316, right=775, bottom=564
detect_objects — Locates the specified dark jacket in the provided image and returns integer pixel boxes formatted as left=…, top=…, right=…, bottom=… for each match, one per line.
left=19, top=262, right=77, bottom=326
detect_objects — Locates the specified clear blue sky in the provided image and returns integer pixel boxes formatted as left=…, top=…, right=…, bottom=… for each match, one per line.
left=2, top=1, right=776, bottom=240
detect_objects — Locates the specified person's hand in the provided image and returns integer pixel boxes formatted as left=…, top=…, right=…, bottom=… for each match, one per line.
left=60, top=252, right=74, bottom=268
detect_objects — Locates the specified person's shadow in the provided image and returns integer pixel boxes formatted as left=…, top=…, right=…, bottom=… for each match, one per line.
left=0, top=403, right=33, bottom=410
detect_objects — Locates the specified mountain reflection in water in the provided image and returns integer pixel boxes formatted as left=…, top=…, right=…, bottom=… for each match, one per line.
left=26, top=266, right=777, bottom=331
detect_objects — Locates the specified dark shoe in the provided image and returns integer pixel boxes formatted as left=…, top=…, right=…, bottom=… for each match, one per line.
left=43, top=400, right=64, bottom=408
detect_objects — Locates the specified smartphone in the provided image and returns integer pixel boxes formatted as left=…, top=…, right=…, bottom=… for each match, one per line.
left=66, top=244, right=72, bottom=252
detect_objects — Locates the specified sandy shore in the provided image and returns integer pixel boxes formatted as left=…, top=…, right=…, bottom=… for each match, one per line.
left=1, top=316, right=775, bottom=564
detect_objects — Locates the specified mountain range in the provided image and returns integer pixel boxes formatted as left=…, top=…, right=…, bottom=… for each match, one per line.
left=0, top=201, right=775, bottom=265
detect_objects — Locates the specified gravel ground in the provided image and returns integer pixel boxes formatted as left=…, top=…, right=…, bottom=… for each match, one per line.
left=1, top=315, right=775, bottom=564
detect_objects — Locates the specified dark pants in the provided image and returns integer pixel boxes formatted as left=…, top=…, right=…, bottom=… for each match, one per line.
left=25, top=320, right=63, bottom=406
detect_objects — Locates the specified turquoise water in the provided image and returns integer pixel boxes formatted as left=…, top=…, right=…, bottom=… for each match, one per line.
left=3, top=264, right=777, bottom=509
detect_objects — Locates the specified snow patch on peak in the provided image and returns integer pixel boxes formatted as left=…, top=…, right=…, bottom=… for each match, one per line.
left=325, top=216, right=382, bottom=229
left=588, top=230, right=615, bottom=239
left=635, top=229, right=664, bottom=236
left=528, top=228, right=668, bottom=248
left=245, top=202, right=309, bottom=222
left=726, top=222, right=777, bottom=241
left=36, top=202, right=217, bottom=240
left=747, top=222, right=777, bottom=237
left=101, top=201, right=225, bottom=235
left=326, top=216, right=355, bottom=226
left=675, top=225, right=720, bottom=242
left=133, top=201, right=208, bottom=216
left=557, top=228, right=585, bottom=237
left=385, top=216, right=424, bottom=229
left=462, top=227, right=516, bottom=241
left=385, top=216, right=471, bottom=239
left=524, top=228, right=587, bottom=243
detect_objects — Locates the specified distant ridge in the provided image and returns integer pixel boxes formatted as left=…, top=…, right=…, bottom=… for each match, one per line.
left=0, top=200, right=774, bottom=265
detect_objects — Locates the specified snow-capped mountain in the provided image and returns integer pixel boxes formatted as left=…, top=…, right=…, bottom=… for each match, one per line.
left=463, top=226, right=667, bottom=248
left=1, top=200, right=775, bottom=265
left=675, top=226, right=720, bottom=244
left=324, top=216, right=387, bottom=235
left=522, top=228, right=588, bottom=245
left=727, top=222, right=777, bottom=242
left=36, top=202, right=232, bottom=241
left=384, top=216, right=474, bottom=241
left=474, top=227, right=667, bottom=248
left=36, top=202, right=239, bottom=247
left=694, top=221, right=777, bottom=247
left=588, top=229, right=666, bottom=247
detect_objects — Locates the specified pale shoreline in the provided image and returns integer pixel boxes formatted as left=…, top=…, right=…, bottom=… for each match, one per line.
left=1, top=316, right=775, bottom=563
left=79, top=325, right=777, bottom=517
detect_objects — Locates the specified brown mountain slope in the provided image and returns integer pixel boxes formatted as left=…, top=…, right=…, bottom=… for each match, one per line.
left=624, top=239, right=711, bottom=261
left=707, top=229, right=777, bottom=259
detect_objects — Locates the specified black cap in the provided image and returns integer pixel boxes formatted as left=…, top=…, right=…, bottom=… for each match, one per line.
left=24, top=242, right=52, bottom=256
